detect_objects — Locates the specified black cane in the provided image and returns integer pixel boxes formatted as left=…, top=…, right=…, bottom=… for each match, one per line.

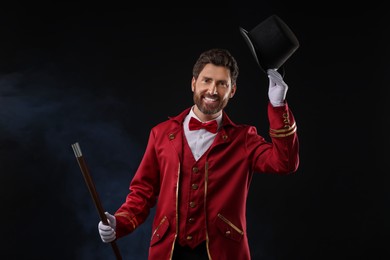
left=71, top=142, right=122, bottom=260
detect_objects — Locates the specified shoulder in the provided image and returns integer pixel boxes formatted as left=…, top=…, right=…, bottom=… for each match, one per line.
left=226, top=123, right=258, bottom=136
left=222, top=111, right=256, bottom=132
left=150, top=107, right=191, bottom=134
left=152, top=119, right=176, bottom=131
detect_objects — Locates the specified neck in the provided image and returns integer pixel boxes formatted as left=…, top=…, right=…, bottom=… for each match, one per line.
left=192, top=106, right=222, bottom=122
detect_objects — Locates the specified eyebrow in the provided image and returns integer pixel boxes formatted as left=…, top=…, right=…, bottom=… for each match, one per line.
left=202, top=76, right=228, bottom=85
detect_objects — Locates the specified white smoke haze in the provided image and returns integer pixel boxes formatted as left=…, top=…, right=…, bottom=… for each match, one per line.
left=0, top=66, right=154, bottom=259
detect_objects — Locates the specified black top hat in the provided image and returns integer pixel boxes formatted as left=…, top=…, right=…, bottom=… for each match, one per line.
left=239, top=15, right=300, bottom=73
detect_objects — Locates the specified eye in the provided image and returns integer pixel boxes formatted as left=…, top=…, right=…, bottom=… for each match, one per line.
left=218, top=81, right=228, bottom=88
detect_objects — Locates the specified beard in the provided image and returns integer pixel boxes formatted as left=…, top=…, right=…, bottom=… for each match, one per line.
left=193, top=92, right=229, bottom=115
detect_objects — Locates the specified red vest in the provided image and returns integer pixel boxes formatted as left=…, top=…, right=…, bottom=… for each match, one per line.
left=177, top=135, right=208, bottom=248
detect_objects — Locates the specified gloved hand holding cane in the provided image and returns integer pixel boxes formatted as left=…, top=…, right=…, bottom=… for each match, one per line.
left=98, top=212, right=117, bottom=243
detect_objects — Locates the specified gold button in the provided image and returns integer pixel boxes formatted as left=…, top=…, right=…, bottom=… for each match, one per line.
left=188, top=218, right=195, bottom=223
left=191, top=184, right=198, bottom=190
left=284, top=125, right=290, bottom=129
left=222, top=135, right=228, bottom=140
left=282, top=113, right=289, bottom=118
left=186, top=235, right=193, bottom=240
left=283, top=118, right=290, bottom=123
left=192, top=167, right=199, bottom=173
left=189, top=201, right=196, bottom=208
left=169, top=133, right=175, bottom=140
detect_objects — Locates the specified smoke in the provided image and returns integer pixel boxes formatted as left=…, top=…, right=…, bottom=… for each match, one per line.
left=0, top=63, right=154, bottom=259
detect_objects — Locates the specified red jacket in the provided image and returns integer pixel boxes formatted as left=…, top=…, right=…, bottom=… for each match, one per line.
left=115, top=102, right=299, bottom=259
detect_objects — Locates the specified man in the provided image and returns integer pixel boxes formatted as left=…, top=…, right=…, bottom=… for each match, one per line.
left=98, top=48, right=299, bottom=259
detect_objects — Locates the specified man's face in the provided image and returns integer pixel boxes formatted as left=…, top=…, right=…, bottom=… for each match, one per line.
left=192, top=63, right=236, bottom=120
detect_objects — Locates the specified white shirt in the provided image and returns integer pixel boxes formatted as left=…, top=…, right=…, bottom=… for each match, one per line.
left=183, top=106, right=222, bottom=161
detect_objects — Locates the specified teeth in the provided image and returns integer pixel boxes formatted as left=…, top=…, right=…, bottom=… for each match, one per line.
left=204, top=97, right=217, bottom=101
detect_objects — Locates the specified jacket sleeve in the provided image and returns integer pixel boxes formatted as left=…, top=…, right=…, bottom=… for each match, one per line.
left=246, top=101, right=299, bottom=174
left=114, top=129, right=161, bottom=238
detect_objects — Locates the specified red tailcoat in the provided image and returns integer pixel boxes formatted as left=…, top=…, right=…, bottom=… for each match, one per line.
left=115, top=102, right=299, bottom=259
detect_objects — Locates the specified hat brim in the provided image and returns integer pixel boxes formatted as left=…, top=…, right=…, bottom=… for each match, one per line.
left=239, top=27, right=265, bottom=73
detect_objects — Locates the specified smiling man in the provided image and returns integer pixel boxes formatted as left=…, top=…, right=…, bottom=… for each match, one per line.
left=97, top=48, right=299, bottom=260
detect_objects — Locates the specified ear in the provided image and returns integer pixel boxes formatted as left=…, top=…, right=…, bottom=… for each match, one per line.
left=191, top=77, right=196, bottom=92
left=229, top=84, right=237, bottom=98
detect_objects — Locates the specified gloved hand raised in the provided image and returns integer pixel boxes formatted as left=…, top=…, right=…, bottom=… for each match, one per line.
left=267, top=69, right=288, bottom=107
left=98, top=212, right=117, bottom=243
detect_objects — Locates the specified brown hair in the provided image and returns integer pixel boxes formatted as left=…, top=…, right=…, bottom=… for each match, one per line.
left=192, top=48, right=239, bottom=86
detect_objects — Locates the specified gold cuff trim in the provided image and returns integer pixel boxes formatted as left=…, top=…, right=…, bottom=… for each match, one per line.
left=269, top=126, right=297, bottom=137
left=270, top=122, right=296, bottom=133
left=115, top=212, right=138, bottom=229
left=130, top=218, right=138, bottom=229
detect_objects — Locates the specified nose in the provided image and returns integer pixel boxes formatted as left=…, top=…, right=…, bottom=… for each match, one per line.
left=207, top=82, right=218, bottom=95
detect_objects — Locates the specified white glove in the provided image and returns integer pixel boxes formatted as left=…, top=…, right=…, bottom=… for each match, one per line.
left=98, top=212, right=117, bottom=243
left=267, top=69, right=288, bottom=107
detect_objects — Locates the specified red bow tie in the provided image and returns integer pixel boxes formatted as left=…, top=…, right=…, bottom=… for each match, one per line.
left=189, top=117, right=218, bottom=134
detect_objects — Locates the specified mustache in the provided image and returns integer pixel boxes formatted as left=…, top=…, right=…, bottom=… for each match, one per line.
left=203, top=93, right=219, bottom=100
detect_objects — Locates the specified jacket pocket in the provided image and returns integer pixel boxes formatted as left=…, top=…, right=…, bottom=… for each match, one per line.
left=150, top=216, right=169, bottom=246
left=215, top=213, right=244, bottom=242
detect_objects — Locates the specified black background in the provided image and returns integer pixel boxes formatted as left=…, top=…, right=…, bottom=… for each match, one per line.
left=1, top=2, right=389, bottom=260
